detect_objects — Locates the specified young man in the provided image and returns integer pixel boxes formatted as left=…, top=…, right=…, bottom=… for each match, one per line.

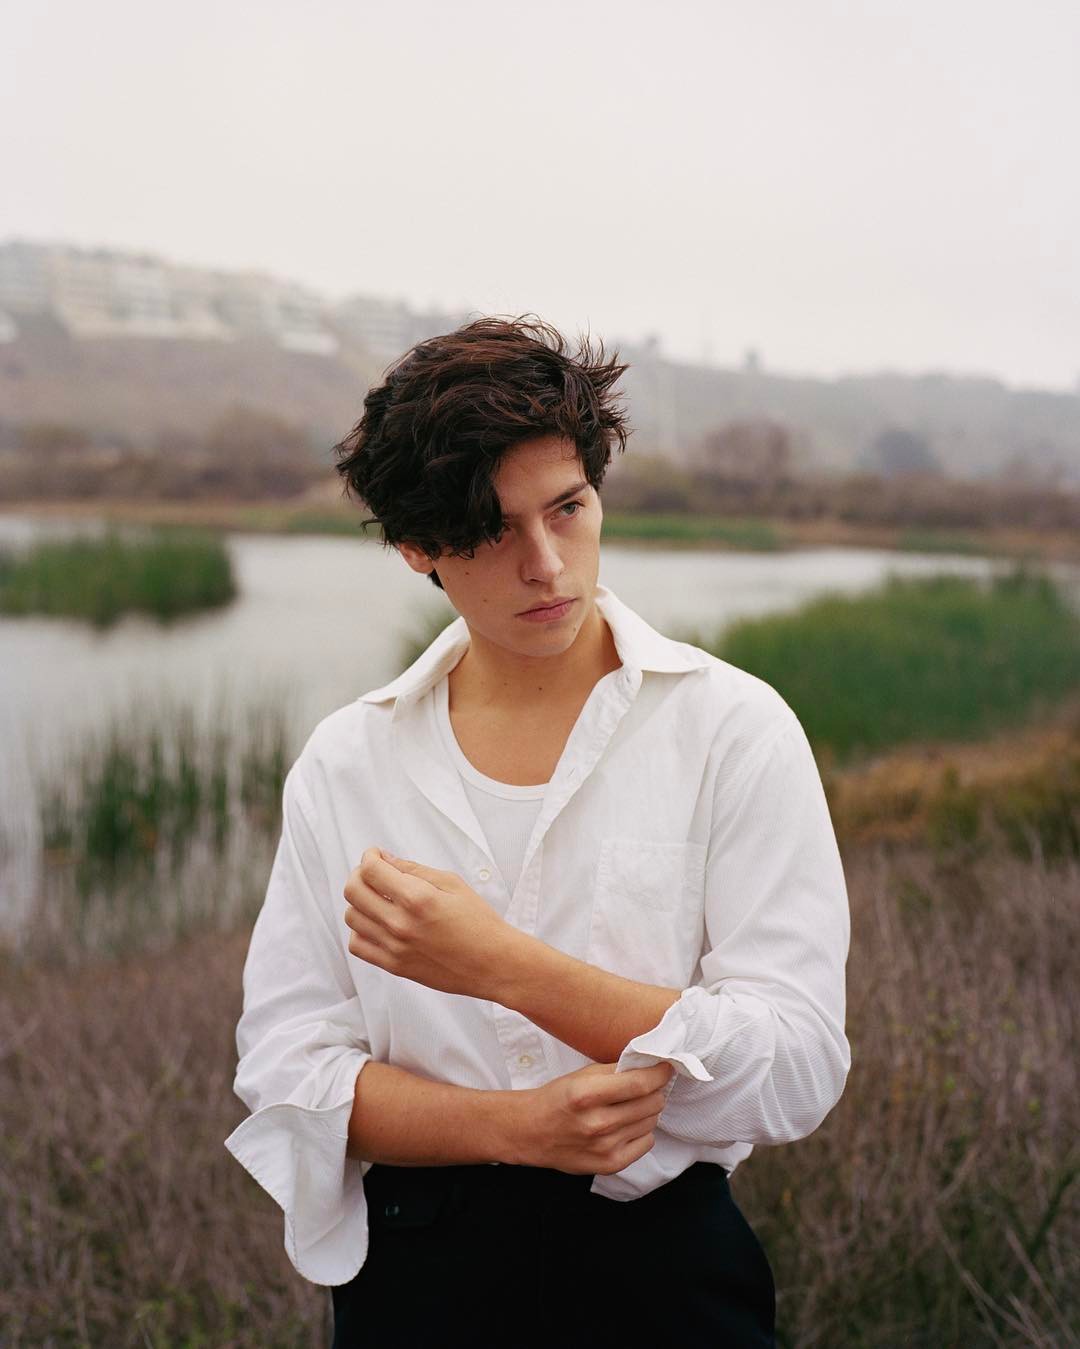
left=224, top=317, right=851, bottom=1348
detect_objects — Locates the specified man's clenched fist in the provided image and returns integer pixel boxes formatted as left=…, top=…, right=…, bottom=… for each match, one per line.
left=343, top=848, right=521, bottom=999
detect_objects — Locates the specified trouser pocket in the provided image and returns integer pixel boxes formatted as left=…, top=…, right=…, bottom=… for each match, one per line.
left=362, top=1162, right=461, bottom=1231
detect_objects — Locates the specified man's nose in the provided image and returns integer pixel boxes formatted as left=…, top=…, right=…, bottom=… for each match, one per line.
left=521, top=527, right=565, bottom=583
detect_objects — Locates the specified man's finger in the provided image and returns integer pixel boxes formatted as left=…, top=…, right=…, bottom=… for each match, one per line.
left=360, top=853, right=434, bottom=904
left=343, top=903, right=387, bottom=946
left=592, top=1064, right=674, bottom=1103
left=345, top=873, right=399, bottom=917
left=382, top=855, right=460, bottom=890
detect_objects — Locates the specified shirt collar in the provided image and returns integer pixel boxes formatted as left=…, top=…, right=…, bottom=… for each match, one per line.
left=358, top=584, right=711, bottom=706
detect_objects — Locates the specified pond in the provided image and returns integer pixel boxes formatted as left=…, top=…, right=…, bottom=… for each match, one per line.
left=3, top=512, right=1070, bottom=941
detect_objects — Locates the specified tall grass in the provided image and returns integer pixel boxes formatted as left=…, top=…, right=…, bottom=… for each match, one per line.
left=743, top=841, right=1080, bottom=1347
left=1, top=837, right=1076, bottom=1346
left=22, top=702, right=291, bottom=966
left=0, top=528, right=236, bottom=627
left=697, top=568, right=1080, bottom=764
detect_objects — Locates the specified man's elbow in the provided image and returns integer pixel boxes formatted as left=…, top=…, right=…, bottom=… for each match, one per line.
left=766, top=1027, right=850, bottom=1143
left=654, top=999, right=852, bottom=1149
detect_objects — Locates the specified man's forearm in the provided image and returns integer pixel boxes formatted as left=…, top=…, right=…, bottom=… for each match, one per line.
left=346, top=1060, right=518, bottom=1166
left=491, top=933, right=683, bottom=1063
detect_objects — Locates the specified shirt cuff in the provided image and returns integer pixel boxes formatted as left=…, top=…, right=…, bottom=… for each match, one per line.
left=223, top=1054, right=372, bottom=1286
left=613, top=989, right=715, bottom=1089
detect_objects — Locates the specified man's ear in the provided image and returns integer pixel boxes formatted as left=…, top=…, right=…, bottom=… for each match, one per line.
left=396, top=541, right=438, bottom=577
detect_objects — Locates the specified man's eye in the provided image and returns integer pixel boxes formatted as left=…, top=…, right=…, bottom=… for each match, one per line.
left=557, top=501, right=584, bottom=518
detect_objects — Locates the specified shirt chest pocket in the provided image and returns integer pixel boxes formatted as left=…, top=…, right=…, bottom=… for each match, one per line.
left=586, top=837, right=707, bottom=988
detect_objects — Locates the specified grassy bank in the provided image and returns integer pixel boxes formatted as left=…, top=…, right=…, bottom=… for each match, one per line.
left=825, top=707, right=1080, bottom=863
left=697, top=569, right=1080, bottom=764
left=601, top=511, right=781, bottom=549
left=0, top=528, right=236, bottom=627
left=7, top=499, right=1080, bottom=563
left=2, top=835, right=1076, bottom=1346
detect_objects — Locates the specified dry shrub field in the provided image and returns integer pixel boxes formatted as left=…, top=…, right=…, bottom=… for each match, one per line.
left=2, top=836, right=1078, bottom=1347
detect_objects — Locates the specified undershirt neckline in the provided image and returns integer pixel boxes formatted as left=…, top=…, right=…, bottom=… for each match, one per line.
left=434, top=676, right=549, bottom=801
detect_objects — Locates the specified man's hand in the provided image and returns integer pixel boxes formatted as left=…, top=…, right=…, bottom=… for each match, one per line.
left=498, top=1060, right=675, bottom=1174
left=343, top=848, right=518, bottom=999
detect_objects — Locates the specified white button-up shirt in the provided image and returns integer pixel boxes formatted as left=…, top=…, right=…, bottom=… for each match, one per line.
left=224, top=585, right=851, bottom=1286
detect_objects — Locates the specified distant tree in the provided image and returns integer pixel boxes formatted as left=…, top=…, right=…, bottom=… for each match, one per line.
left=154, top=426, right=202, bottom=457
left=204, top=404, right=315, bottom=497
left=997, top=451, right=1066, bottom=490
left=600, top=454, right=695, bottom=513
left=699, top=418, right=793, bottom=486
left=861, top=426, right=941, bottom=479
left=19, top=422, right=92, bottom=455
left=204, top=404, right=312, bottom=464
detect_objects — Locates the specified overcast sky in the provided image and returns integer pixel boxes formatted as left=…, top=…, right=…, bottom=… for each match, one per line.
left=3, top=0, right=1078, bottom=390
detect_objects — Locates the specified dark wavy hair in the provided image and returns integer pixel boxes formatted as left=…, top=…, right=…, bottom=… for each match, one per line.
left=332, top=314, right=632, bottom=589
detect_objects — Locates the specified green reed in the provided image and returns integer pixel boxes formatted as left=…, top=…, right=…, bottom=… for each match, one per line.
left=0, top=528, right=236, bottom=627
left=692, top=567, right=1080, bottom=765
left=31, top=702, right=291, bottom=962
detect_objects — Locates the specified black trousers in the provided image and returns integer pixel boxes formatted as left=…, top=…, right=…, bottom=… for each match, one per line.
left=331, top=1160, right=776, bottom=1348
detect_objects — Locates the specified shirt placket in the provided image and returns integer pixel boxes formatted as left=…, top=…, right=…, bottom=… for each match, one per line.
left=390, top=692, right=505, bottom=888
left=491, top=665, right=644, bottom=1089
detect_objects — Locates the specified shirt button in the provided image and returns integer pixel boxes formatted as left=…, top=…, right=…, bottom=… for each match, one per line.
left=518, top=1053, right=533, bottom=1068
left=478, top=868, right=492, bottom=882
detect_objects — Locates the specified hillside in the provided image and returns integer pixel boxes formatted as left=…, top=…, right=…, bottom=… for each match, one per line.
left=0, top=315, right=383, bottom=456
left=2, top=315, right=1079, bottom=483
left=622, top=352, right=1080, bottom=481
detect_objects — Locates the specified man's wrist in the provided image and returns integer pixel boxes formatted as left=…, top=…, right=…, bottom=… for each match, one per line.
left=486, top=925, right=546, bottom=1008
left=478, top=1087, right=529, bottom=1166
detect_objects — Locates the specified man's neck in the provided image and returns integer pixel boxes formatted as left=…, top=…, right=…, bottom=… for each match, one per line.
left=449, top=596, right=621, bottom=714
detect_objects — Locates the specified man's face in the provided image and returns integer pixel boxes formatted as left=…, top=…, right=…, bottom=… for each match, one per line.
left=398, top=433, right=604, bottom=661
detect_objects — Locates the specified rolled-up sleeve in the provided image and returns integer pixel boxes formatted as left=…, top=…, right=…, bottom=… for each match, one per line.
left=615, top=714, right=851, bottom=1147
left=223, top=761, right=373, bottom=1286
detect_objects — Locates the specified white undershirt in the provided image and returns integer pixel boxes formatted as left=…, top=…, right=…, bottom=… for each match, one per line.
left=432, top=674, right=547, bottom=895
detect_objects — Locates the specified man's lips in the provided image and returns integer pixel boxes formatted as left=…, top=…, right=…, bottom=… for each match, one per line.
left=521, top=597, right=573, bottom=614
left=518, top=597, right=576, bottom=620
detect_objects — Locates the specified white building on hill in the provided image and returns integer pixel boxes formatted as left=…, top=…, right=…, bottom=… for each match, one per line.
left=0, top=239, right=476, bottom=361
left=0, top=240, right=338, bottom=353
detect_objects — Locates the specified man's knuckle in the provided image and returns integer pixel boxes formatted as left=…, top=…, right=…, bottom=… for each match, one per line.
left=384, top=913, right=408, bottom=940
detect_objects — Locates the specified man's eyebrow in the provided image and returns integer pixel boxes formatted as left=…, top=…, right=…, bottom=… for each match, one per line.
left=500, top=480, right=589, bottom=521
